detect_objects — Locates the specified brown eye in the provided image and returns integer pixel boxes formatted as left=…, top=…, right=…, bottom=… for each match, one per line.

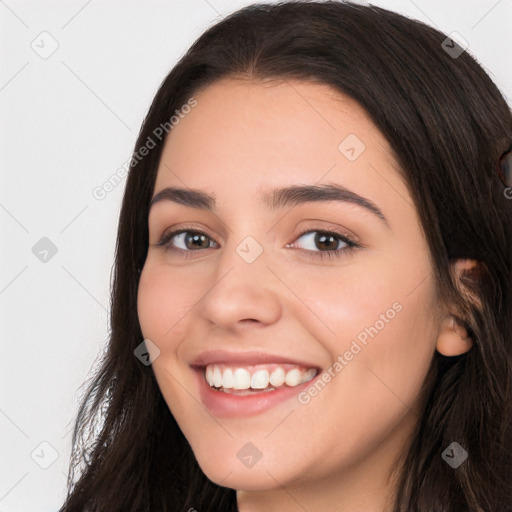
left=157, top=229, right=217, bottom=252
left=182, top=232, right=211, bottom=250
left=286, top=229, right=362, bottom=261
left=293, top=230, right=351, bottom=252
left=314, top=232, right=341, bottom=251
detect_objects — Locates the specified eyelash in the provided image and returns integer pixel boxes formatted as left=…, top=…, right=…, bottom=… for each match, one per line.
left=155, top=225, right=362, bottom=261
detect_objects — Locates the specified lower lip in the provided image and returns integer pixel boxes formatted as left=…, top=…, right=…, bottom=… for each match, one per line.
left=194, top=368, right=319, bottom=418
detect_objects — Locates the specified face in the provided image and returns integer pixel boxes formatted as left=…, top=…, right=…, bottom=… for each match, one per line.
left=137, top=78, right=442, bottom=494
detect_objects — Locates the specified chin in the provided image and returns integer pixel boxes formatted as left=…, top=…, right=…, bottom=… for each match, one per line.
left=200, top=463, right=287, bottom=492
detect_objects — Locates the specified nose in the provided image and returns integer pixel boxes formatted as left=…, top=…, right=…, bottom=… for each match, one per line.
left=197, top=240, right=283, bottom=331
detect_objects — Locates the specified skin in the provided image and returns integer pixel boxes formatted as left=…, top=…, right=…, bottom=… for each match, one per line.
left=137, top=78, right=472, bottom=511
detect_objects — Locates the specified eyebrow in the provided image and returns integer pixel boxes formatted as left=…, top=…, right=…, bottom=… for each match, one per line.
left=149, top=183, right=389, bottom=227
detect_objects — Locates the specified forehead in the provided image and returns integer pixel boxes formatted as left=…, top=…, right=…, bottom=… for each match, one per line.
left=154, top=78, right=406, bottom=214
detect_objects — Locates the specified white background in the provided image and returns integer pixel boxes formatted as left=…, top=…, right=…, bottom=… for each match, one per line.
left=1, top=1, right=511, bottom=510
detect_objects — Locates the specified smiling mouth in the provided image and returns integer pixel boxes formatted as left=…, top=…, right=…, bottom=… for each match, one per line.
left=203, top=363, right=318, bottom=395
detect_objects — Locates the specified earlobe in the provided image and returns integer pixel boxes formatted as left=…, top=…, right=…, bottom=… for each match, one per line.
left=436, top=315, right=473, bottom=356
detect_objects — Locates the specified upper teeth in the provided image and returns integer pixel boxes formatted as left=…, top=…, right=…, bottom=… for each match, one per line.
left=205, top=364, right=317, bottom=390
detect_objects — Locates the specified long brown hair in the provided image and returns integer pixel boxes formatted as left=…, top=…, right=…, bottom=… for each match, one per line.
left=60, top=2, right=512, bottom=510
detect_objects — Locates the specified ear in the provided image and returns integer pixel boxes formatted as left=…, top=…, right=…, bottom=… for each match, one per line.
left=436, top=314, right=473, bottom=356
left=435, top=258, right=481, bottom=357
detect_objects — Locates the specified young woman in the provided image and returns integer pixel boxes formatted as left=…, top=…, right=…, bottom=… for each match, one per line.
left=60, top=1, right=512, bottom=511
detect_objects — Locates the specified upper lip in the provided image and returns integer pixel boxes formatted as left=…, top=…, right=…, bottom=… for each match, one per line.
left=190, top=349, right=321, bottom=369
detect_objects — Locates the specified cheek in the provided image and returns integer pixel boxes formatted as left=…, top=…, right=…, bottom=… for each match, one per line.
left=294, top=253, right=438, bottom=416
left=291, top=250, right=436, bottom=353
left=136, top=264, right=203, bottom=416
left=137, top=263, right=203, bottom=343
left=288, top=273, right=437, bottom=474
